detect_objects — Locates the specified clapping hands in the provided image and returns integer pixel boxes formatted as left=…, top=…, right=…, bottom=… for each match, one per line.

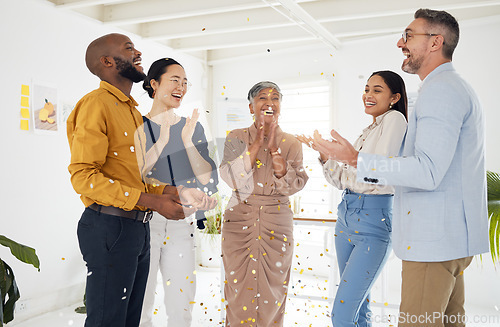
left=297, top=129, right=359, bottom=167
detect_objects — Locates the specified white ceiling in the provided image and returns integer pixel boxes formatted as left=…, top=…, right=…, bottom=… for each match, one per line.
left=42, top=0, right=500, bottom=63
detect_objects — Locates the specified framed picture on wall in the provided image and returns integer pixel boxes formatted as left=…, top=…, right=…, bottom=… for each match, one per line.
left=31, top=80, right=59, bottom=134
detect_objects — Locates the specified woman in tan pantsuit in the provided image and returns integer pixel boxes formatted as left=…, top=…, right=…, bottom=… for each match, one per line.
left=220, top=81, right=308, bottom=326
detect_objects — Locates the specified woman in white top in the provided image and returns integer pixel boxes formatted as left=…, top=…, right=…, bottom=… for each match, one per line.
left=300, top=70, right=407, bottom=327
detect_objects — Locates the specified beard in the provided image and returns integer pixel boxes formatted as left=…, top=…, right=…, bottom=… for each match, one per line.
left=401, top=52, right=423, bottom=75
left=114, top=57, right=146, bottom=83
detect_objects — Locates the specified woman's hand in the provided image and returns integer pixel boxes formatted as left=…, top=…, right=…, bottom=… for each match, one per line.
left=267, top=120, right=279, bottom=152
left=158, top=124, right=171, bottom=144
left=179, top=187, right=218, bottom=211
left=313, top=129, right=359, bottom=167
left=181, top=108, right=200, bottom=145
left=297, top=134, right=328, bottom=162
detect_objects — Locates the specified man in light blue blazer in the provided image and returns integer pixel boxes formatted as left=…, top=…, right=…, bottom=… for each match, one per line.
left=313, top=8, right=489, bottom=327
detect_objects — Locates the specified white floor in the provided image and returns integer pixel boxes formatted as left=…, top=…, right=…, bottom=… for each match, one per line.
left=9, top=266, right=500, bottom=327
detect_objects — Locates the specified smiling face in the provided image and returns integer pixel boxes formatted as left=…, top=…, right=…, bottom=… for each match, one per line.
left=111, top=35, right=145, bottom=82
left=151, top=64, right=188, bottom=109
left=397, top=18, right=435, bottom=77
left=249, top=87, right=281, bottom=125
left=363, top=75, right=400, bottom=119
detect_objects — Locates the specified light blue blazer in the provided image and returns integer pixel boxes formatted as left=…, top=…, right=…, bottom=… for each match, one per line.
left=357, top=63, right=489, bottom=262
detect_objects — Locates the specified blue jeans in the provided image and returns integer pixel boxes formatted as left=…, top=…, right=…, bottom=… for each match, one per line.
left=78, top=208, right=151, bottom=327
left=331, top=190, right=393, bottom=327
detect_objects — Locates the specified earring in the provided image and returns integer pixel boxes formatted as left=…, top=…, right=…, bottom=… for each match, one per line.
left=152, top=90, right=156, bottom=98
left=389, top=102, right=394, bottom=109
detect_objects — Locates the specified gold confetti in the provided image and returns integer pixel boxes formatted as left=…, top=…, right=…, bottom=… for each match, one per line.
left=407, top=246, right=411, bottom=250
left=202, top=27, right=206, bottom=31
left=243, top=306, right=247, bottom=311
left=61, top=258, right=65, bottom=260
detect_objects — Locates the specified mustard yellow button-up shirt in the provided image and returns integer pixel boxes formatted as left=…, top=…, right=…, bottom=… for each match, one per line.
left=67, top=81, right=164, bottom=211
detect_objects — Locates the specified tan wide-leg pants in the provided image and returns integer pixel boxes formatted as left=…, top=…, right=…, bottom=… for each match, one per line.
left=399, top=256, right=473, bottom=327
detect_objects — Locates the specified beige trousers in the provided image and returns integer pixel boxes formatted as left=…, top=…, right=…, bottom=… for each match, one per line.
left=399, top=257, right=473, bottom=327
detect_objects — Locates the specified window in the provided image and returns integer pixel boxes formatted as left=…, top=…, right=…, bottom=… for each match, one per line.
left=279, top=82, right=341, bottom=219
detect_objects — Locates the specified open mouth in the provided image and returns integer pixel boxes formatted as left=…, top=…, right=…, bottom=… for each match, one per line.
left=172, top=93, right=183, bottom=99
left=133, top=57, right=142, bottom=66
left=365, top=101, right=376, bottom=107
left=263, top=106, right=274, bottom=115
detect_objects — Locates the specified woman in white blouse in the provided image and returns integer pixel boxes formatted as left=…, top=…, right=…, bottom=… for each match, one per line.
left=299, top=70, right=407, bottom=327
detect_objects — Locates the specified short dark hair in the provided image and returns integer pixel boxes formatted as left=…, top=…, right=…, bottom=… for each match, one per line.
left=414, top=8, right=459, bottom=59
left=143, top=58, right=183, bottom=98
left=370, top=70, right=408, bottom=120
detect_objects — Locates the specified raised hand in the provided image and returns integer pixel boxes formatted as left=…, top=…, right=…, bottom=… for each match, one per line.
left=158, top=124, right=171, bottom=144
left=296, top=134, right=314, bottom=149
left=181, top=108, right=200, bottom=145
left=313, top=129, right=359, bottom=167
left=267, top=120, right=279, bottom=152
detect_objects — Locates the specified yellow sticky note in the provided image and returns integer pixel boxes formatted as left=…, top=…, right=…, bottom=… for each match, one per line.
left=21, top=96, right=29, bottom=108
left=20, top=120, right=29, bottom=130
left=21, top=108, right=30, bottom=118
left=21, top=84, right=30, bottom=96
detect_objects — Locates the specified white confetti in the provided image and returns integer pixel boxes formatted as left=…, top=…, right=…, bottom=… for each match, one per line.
left=90, top=183, right=93, bottom=189
left=121, top=296, right=127, bottom=300
left=130, top=146, right=135, bottom=152
left=109, top=179, right=114, bottom=183
left=114, top=152, right=118, bottom=156
left=276, top=261, right=282, bottom=267
left=124, top=132, right=128, bottom=136
left=209, top=178, right=214, bottom=183
left=125, top=192, right=129, bottom=196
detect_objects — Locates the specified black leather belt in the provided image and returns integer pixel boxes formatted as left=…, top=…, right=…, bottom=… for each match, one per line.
left=88, top=203, right=153, bottom=223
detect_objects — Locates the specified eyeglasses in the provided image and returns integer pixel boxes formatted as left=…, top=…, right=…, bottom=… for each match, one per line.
left=169, top=78, right=192, bottom=90
left=401, top=31, right=440, bottom=43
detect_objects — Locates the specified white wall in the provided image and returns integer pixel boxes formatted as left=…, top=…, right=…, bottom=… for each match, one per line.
left=210, top=16, right=500, bottom=171
left=2, top=0, right=499, bottom=323
left=210, top=12, right=500, bottom=312
left=0, top=0, right=207, bottom=323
